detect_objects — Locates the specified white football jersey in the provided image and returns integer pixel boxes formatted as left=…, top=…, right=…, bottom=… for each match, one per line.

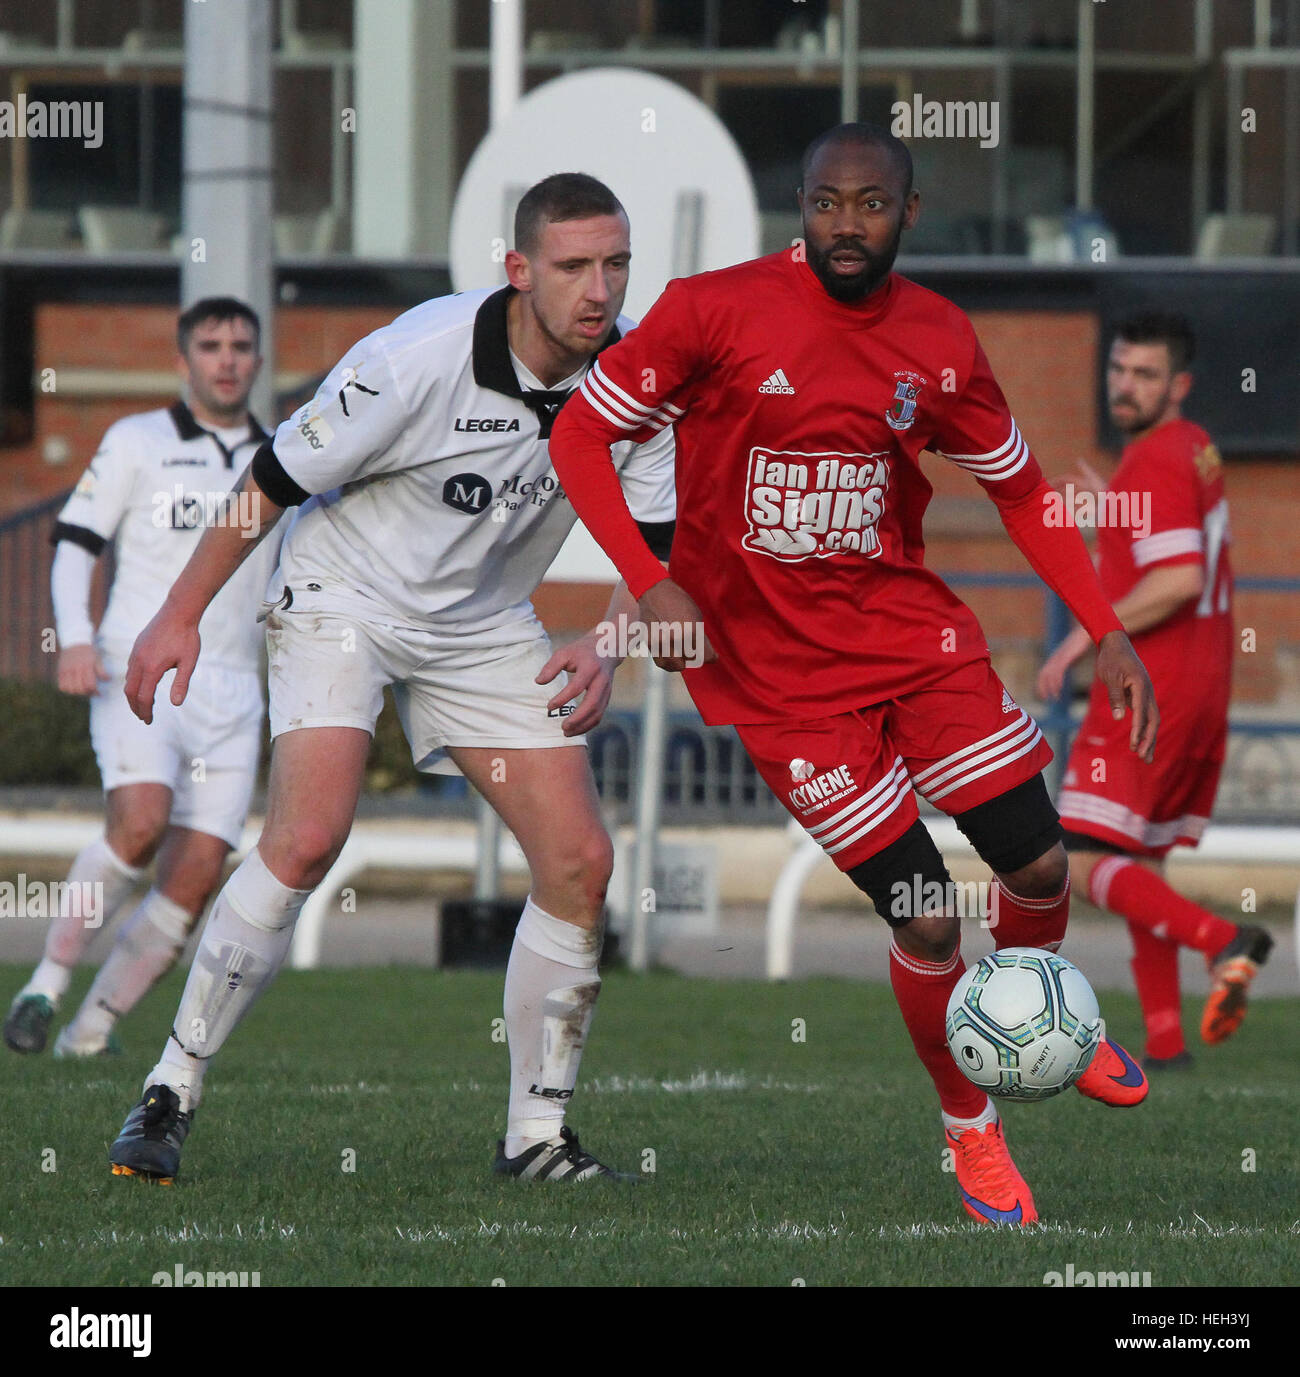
left=54, top=402, right=284, bottom=671
left=266, top=287, right=676, bottom=638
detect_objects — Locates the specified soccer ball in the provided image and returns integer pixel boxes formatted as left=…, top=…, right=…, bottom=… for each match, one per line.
left=945, top=947, right=1102, bottom=1102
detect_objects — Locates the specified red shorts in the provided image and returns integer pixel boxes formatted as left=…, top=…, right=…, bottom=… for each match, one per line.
left=736, top=659, right=1054, bottom=872
left=1059, top=703, right=1226, bottom=857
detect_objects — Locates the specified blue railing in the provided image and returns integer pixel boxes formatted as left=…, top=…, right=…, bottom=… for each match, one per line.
left=2, top=495, right=1297, bottom=823
left=580, top=571, right=1300, bottom=826
left=0, top=491, right=69, bottom=682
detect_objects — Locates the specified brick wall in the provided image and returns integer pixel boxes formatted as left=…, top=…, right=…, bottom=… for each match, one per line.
left=5, top=300, right=1296, bottom=705
left=3, top=303, right=399, bottom=511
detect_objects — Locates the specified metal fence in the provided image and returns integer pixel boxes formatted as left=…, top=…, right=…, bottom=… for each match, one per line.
left=584, top=707, right=1300, bottom=827
left=0, top=492, right=66, bottom=682
left=2, top=492, right=1297, bottom=825
left=586, top=571, right=1300, bottom=828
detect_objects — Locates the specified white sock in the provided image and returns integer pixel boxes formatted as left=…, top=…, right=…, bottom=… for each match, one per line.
left=145, top=849, right=311, bottom=1113
left=943, top=1098, right=999, bottom=1137
left=503, top=896, right=602, bottom=1158
left=20, top=839, right=143, bottom=1005
left=63, top=890, right=194, bottom=1047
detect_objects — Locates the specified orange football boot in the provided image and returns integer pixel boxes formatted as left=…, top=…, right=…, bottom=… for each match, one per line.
left=1074, top=1037, right=1148, bottom=1106
left=946, top=1119, right=1038, bottom=1226
left=1202, top=925, right=1274, bottom=1045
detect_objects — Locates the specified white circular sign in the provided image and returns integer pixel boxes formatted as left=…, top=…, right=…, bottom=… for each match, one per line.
left=450, top=67, right=759, bottom=320
left=451, top=69, right=759, bottom=584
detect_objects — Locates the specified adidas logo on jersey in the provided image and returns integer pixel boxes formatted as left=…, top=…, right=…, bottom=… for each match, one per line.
left=1001, top=689, right=1017, bottom=714
left=759, top=368, right=795, bottom=395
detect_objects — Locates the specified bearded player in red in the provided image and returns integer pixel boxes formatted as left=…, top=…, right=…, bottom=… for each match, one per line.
left=1038, top=313, right=1272, bottom=1069
left=550, top=123, right=1158, bottom=1227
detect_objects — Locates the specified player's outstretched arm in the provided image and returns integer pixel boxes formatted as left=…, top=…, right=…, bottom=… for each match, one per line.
left=936, top=337, right=1158, bottom=759
left=975, top=466, right=1163, bottom=757
left=549, top=425, right=716, bottom=674
left=549, top=281, right=715, bottom=674
left=1039, top=564, right=1200, bottom=704
left=996, top=489, right=1159, bottom=759
left=535, top=581, right=640, bottom=736
left=534, top=572, right=718, bottom=738
left=125, top=467, right=285, bottom=724
left=1095, top=628, right=1158, bottom=762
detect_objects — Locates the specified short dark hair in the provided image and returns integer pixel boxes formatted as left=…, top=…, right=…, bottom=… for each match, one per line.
left=514, top=173, right=626, bottom=257
left=177, top=297, right=261, bottom=354
left=1114, top=311, right=1196, bottom=373
left=800, top=122, right=914, bottom=198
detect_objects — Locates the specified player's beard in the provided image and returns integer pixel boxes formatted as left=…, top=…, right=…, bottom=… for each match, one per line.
left=804, top=219, right=904, bottom=303
left=1109, top=386, right=1170, bottom=436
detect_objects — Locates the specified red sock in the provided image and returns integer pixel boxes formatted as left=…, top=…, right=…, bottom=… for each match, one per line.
left=1090, top=857, right=1236, bottom=955
left=1126, top=920, right=1185, bottom=1059
left=990, top=876, right=1070, bottom=952
left=889, top=939, right=986, bottom=1117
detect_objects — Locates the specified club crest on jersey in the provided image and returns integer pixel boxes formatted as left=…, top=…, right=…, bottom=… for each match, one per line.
left=885, top=370, right=926, bottom=432
left=742, top=448, right=891, bottom=563
left=1193, top=442, right=1222, bottom=481
left=442, top=472, right=492, bottom=514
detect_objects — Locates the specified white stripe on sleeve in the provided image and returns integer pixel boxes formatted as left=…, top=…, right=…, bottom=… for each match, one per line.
left=938, top=421, right=1029, bottom=482
left=589, top=361, right=683, bottom=425
left=1131, top=528, right=1204, bottom=567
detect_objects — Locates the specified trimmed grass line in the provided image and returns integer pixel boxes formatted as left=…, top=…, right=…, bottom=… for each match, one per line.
left=3, top=965, right=1297, bottom=1286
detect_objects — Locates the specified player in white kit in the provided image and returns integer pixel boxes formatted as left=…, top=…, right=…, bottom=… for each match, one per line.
left=4, top=299, right=281, bottom=1058
left=108, top=175, right=676, bottom=1183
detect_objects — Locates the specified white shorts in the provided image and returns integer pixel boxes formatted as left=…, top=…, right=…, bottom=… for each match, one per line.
left=263, top=595, right=585, bottom=774
left=90, top=652, right=263, bottom=848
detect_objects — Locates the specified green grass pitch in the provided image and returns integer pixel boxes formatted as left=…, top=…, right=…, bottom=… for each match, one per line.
left=1, top=964, right=1296, bottom=1287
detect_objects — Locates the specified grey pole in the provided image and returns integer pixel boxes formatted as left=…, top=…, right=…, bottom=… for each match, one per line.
left=992, top=53, right=1010, bottom=253
left=181, top=0, right=275, bottom=425
left=840, top=0, right=860, bottom=124
left=626, top=151, right=708, bottom=970
left=1286, top=60, right=1300, bottom=256
left=1226, top=60, right=1244, bottom=214
left=474, top=794, right=503, bottom=902
left=471, top=0, right=523, bottom=901
left=1075, top=0, right=1096, bottom=212
left=1192, top=0, right=1214, bottom=249
left=630, top=662, right=669, bottom=971
left=491, top=0, right=525, bottom=129
left=353, top=0, right=454, bottom=258
left=330, top=61, right=349, bottom=240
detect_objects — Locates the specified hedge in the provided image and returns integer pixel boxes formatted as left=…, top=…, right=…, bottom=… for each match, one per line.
left=0, top=678, right=426, bottom=792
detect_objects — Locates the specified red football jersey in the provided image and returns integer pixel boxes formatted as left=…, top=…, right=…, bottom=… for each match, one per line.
left=552, top=250, right=1119, bottom=726
left=1093, top=417, right=1233, bottom=735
